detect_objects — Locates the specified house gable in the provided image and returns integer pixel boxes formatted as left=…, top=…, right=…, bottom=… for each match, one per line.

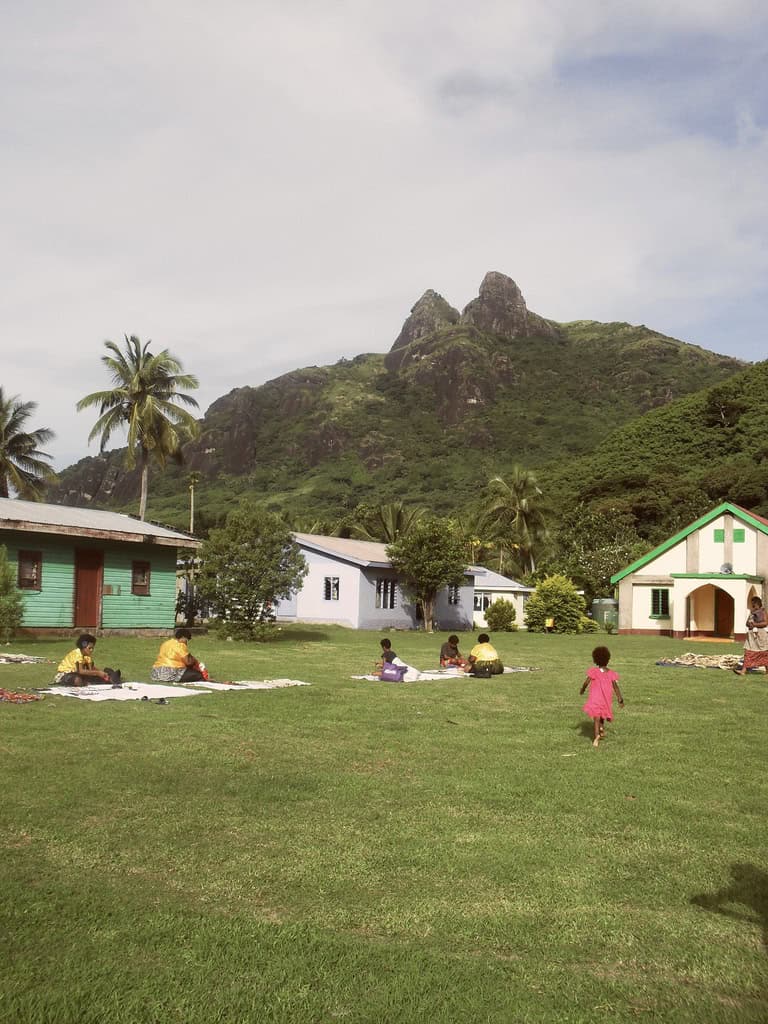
left=610, top=502, right=768, bottom=585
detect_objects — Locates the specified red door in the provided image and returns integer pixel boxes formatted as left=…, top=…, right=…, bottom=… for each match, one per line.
left=74, top=550, right=103, bottom=627
left=714, top=588, right=734, bottom=638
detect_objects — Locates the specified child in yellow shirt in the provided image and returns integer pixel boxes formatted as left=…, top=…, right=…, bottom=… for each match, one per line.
left=55, top=634, right=110, bottom=686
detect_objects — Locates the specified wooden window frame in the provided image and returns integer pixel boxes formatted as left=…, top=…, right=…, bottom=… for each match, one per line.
left=17, top=550, right=42, bottom=591
left=131, top=560, right=151, bottom=596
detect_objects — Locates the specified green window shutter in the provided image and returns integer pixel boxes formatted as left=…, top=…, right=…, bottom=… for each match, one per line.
left=733, top=529, right=745, bottom=543
left=713, top=529, right=725, bottom=543
left=651, top=588, right=670, bottom=617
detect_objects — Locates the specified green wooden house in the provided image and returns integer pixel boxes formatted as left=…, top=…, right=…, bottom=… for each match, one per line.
left=0, top=498, right=198, bottom=635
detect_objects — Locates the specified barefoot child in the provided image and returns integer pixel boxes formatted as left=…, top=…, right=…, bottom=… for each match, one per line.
left=579, top=646, right=624, bottom=747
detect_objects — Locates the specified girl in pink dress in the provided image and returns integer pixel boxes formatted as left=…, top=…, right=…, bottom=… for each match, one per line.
left=579, top=646, right=624, bottom=747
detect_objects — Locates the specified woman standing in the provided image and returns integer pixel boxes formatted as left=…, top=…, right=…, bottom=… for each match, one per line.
left=734, top=597, right=768, bottom=676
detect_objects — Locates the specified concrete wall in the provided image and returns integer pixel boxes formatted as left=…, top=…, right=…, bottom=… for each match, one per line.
left=358, top=569, right=416, bottom=630
left=288, top=548, right=362, bottom=627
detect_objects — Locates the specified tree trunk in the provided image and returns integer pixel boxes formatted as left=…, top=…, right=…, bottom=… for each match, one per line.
left=423, top=596, right=435, bottom=632
left=138, top=448, right=149, bottom=521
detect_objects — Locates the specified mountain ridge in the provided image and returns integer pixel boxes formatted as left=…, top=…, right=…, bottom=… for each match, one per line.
left=48, top=272, right=748, bottom=533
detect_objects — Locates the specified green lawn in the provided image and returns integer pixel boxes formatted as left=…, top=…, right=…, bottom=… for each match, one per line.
left=1, top=628, right=766, bottom=1024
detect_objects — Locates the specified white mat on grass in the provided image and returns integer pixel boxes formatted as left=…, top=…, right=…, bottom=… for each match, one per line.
left=47, top=679, right=311, bottom=701
left=352, top=666, right=536, bottom=682
left=191, top=679, right=311, bottom=690
left=47, top=682, right=209, bottom=701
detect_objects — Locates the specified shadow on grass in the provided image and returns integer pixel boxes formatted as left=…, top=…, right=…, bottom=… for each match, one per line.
left=272, top=629, right=331, bottom=644
left=576, top=720, right=594, bottom=740
left=691, top=864, right=768, bottom=950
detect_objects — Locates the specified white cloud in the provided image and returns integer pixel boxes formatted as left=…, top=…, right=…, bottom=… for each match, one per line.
left=1, top=0, right=767, bottom=468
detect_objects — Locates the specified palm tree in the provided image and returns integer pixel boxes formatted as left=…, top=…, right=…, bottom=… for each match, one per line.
left=351, top=502, right=423, bottom=543
left=0, top=388, right=57, bottom=499
left=77, top=335, right=200, bottom=520
left=483, top=467, right=547, bottom=574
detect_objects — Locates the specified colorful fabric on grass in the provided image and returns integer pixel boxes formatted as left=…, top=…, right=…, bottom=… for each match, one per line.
left=0, top=688, right=42, bottom=703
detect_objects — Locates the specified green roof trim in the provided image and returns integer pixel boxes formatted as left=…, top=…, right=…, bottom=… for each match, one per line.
left=610, top=503, right=768, bottom=585
left=670, top=574, right=763, bottom=581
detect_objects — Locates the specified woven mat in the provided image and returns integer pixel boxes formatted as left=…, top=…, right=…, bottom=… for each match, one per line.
left=656, top=652, right=746, bottom=670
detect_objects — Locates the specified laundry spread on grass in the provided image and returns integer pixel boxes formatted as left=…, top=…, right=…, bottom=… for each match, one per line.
left=0, top=688, right=42, bottom=703
left=192, top=679, right=311, bottom=690
left=0, top=653, right=54, bottom=665
left=47, top=682, right=209, bottom=701
left=352, top=666, right=538, bottom=682
left=45, top=679, right=312, bottom=701
left=656, top=652, right=753, bottom=671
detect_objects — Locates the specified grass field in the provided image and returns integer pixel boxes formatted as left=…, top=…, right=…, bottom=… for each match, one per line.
left=1, top=627, right=766, bottom=1023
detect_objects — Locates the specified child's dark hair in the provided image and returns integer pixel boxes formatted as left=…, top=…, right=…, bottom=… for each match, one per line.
left=592, top=646, right=611, bottom=668
left=175, top=628, right=193, bottom=641
left=76, top=633, right=97, bottom=649
left=477, top=633, right=490, bottom=644
left=448, top=634, right=459, bottom=644
left=380, top=638, right=392, bottom=650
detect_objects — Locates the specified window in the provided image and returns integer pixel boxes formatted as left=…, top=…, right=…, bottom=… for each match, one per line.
left=651, top=588, right=670, bottom=617
left=376, top=578, right=396, bottom=609
left=324, top=576, right=340, bottom=601
left=17, top=551, right=42, bottom=590
left=733, top=529, right=745, bottom=543
left=474, top=592, right=492, bottom=612
left=131, top=561, right=151, bottom=596
left=713, top=529, right=725, bottom=543
left=448, top=585, right=460, bottom=606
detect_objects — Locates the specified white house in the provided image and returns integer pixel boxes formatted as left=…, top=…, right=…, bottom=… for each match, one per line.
left=471, top=567, right=534, bottom=629
left=610, top=502, right=768, bottom=639
left=274, top=533, right=475, bottom=631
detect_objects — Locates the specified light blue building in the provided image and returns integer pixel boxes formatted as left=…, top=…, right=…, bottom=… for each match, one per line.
left=275, top=533, right=474, bottom=631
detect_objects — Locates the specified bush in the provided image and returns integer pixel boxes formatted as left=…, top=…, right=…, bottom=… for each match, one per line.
left=579, top=616, right=600, bottom=633
left=485, top=598, right=517, bottom=632
left=0, top=545, right=23, bottom=642
left=524, top=575, right=585, bottom=634
left=212, top=619, right=280, bottom=643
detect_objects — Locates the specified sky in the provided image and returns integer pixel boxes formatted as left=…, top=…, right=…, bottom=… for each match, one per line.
left=2, top=0, right=767, bottom=469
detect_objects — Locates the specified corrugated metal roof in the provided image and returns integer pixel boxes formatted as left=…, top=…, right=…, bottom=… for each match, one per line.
left=0, top=497, right=198, bottom=547
left=472, top=567, right=533, bottom=591
left=293, top=533, right=391, bottom=566
left=293, top=532, right=477, bottom=575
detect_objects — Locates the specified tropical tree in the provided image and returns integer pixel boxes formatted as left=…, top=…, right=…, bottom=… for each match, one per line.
left=483, top=467, right=547, bottom=574
left=387, top=515, right=467, bottom=632
left=454, top=508, right=496, bottom=565
left=0, top=388, right=56, bottom=499
left=198, top=504, right=308, bottom=639
left=0, top=545, right=23, bottom=640
left=546, top=503, right=646, bottom=605
left=350, top=501, right=423, bottom=543
left=77, top=335, right=200, bottom=520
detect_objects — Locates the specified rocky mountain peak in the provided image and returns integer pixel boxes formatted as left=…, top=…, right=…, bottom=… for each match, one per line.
left=389, top=289, right=460, bottom=354
left=460, top=271, right=561, bottom=341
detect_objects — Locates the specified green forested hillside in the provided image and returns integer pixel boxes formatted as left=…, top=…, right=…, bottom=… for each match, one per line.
left=50, top=317, right=743, bottom=536
left=543, top=359, right=768, bottom=542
